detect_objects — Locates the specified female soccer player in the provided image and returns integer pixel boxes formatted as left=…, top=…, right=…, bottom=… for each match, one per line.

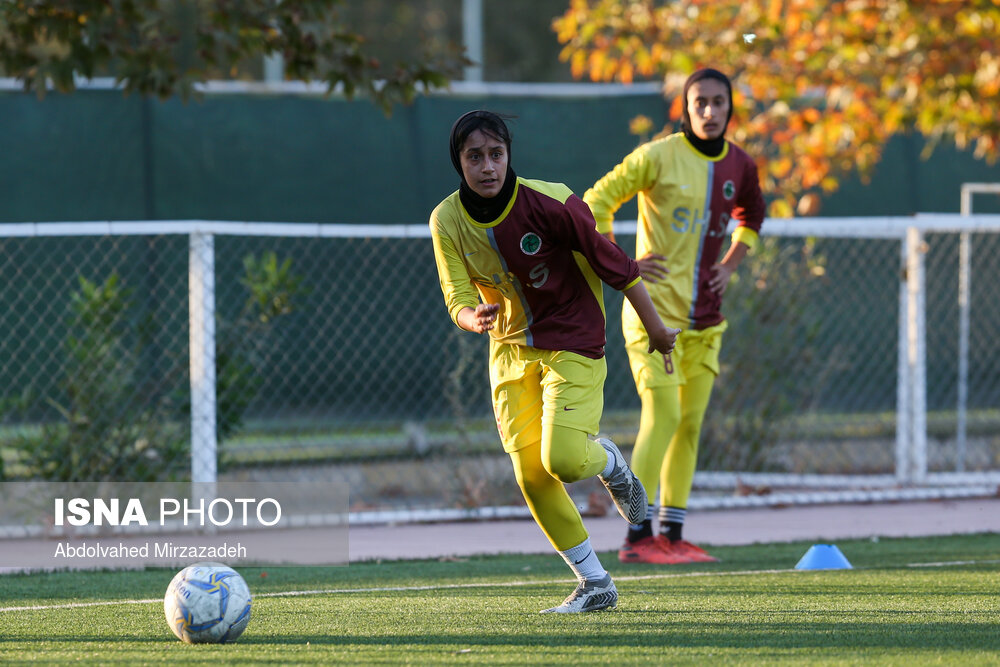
left=584, top=68, right=766, bottom=564
left=430, top=110, right=679, bottom=612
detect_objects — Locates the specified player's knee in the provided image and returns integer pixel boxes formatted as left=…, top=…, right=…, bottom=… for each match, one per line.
left=541, top=450, right=585, bottom=484
left=540, top=455, right=571, bottom=482
left=675, top=416, right=704, bottom=449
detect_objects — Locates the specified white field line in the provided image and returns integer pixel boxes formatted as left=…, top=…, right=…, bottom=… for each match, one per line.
left=0, top=597, right=162, bottom=612
left=906, top=558, right=1000, bottom=568
left=0, top=559, right=994, bottom=613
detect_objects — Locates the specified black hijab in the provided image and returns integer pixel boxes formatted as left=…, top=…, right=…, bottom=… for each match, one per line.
left=680, top=68, right=733, bottom=158
left=449, top=110, right=517, bottom=223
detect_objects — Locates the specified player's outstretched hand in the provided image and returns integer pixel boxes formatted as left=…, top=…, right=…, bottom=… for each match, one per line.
left=464, top=303, right=500, bottom=334
left=646, top=325, right=681, bottom=355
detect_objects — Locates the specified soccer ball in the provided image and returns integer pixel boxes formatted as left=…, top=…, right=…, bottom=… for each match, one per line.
left=164, top=562, right=252, bottom=644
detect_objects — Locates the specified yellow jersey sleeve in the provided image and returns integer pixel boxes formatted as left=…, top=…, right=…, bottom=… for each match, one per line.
left=732, top=225, right=759, bottom=251
left=583, top=143, right=658, bottom=234
left=429, top=201, right=480, bottom=327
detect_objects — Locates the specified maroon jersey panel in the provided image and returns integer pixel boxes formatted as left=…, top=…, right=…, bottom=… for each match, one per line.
left=490, top=181, right=640, bottom=358
left=691, top=145, right=764, bottom=329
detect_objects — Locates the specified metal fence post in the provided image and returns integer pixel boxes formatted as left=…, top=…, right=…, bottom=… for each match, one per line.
left=906, top=226, right=928, bottom=482
left=189, top=231, right=218, bottom=490
left=896, top=232, right=912, bottom=483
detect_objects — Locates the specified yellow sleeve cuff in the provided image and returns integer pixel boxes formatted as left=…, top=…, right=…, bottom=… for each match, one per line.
left=624, top=276, right=642, bottom=290
left=449, top=302, right=476, bottom=328
left=732, top=226, right=759, bottom=251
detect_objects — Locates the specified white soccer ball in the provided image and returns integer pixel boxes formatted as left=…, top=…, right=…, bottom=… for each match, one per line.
left=164, top=562, right=252, bottom=644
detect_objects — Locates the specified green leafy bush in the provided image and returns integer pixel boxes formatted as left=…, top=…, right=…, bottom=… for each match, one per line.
left=3, top=252, right=306, bottom=482
left=699, top=237, right=828, bottom=472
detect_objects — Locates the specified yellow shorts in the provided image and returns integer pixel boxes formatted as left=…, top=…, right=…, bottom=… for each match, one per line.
left=624, top=320, right=728, bottom=393
left=489, top=341, right=606, bottom=453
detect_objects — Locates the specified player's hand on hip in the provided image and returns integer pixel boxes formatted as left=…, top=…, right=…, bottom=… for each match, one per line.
left=637, top=253, right=669, bottom=283
left=647, top=325, right=681, bottom=355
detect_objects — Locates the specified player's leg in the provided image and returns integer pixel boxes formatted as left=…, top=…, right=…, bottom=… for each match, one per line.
left=656, top=322, right=727, bottom=563
left=493, top=344, right=617, bottom=612
left=630, top=384, right=680, bottom=532
left=492, top=347, right=585, bottom=548
left=618, top=327, right=686, bottom=564
left=619, top=384, right=689, bottom=564
left=655, top=369, right=718, bottom=562
left=540, top=350, right=646, bottom=525
left=534, top=349, right=646, bottom=612
left=508, top=440, right=617, bottom=613
left=509, top=439, right=588, bottom=549
left=656, top=369, right=713, bottom=539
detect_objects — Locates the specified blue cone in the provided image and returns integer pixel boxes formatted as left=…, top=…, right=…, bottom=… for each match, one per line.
left=795, top=544, right=853, bottom=570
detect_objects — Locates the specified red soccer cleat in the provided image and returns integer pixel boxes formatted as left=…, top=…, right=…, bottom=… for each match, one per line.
left=654, top=535, right=720, bottom=563
left=618, top=536, right=689, bottom=564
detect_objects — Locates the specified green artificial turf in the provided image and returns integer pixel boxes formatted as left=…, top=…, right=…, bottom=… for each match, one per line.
left=1, top=533, right=998, bottom=665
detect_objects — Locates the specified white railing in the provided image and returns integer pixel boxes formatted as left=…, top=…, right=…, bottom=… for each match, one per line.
left=1, top=214, right=998, bottom=518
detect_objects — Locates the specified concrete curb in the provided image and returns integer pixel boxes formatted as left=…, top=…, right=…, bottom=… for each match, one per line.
left=348, top=497, right=1000, bottom=562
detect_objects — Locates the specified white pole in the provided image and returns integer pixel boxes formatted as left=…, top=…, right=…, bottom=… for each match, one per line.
left=955, top=184, right=1000, bottom=472
left=896, top=234, right=911, bottom=483
left=955, top=183, right=976, bottom=472
left=189, top=232, right=218, bottom=490
left=957, top=186, right=973, bottom=472
left=907, top=226, right=928, bottom=482
left=462, top=0, right=483, bottom=82
left=263, top=53, right=284, bottom=84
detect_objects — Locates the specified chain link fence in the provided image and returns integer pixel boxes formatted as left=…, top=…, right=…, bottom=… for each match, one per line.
left=1, top=218, right=998, bottom=519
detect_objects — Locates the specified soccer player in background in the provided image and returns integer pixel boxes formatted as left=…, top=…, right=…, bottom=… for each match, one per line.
left=429, top=110, right=680, bottom=612
left=584, top=68, right=766, bottom=564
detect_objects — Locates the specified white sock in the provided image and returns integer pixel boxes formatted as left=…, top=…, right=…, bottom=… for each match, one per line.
left=558, top=538, right=606, bottom=582
left=600, top=447, right=615, bottom=478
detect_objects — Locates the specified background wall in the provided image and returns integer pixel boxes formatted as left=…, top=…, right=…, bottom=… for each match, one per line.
left=2, top=88, right=999, bottom=225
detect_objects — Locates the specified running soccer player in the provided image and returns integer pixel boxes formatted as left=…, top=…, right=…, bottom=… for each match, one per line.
left=429, top=110, right=679, bottom=612
left=584, top=68, right=766, bottom=564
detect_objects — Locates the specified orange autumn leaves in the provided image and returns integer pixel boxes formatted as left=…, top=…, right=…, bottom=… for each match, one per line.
left=554, top=0, right=1000, bottom=216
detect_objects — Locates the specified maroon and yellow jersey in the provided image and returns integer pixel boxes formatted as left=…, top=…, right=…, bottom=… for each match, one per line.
left=584, top=132, right=765, bottom=331
left=430, top=177, right=641, bottom=359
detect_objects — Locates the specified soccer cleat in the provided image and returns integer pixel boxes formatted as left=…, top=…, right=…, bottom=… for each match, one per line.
left=539, top=574, right=618, bottom=614
left=596, top=438, right=647, bottom=525
left=654, top=535, right=720, bottom=563
left=618, top=536, right=689, bottom=564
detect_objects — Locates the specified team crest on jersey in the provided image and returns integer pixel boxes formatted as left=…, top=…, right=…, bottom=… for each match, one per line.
left=723, top=180, right=736, bottom=200
left=520, top=232, right=542, bottom=255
